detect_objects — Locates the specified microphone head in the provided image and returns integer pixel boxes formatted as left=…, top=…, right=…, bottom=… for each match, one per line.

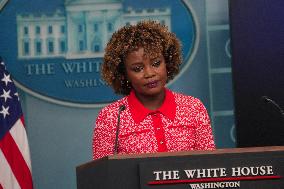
left=119, top=105, right=126, bottom=111
left=261, top=95, right=284, bottom=115
left=261, top=95, right=270, bottom=102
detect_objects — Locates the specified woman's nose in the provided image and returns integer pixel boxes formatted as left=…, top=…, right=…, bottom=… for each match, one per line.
left=144, top=65, right=155, bottom=78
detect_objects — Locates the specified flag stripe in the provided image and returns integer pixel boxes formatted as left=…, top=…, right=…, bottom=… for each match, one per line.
left=0, top=149, right=21, bottom=189
left=0, top=131, right=33, bottom=189
left=10, top=118, right=32, bottom=169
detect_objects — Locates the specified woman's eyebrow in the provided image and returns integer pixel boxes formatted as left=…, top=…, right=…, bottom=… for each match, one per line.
left=128, top=61, right=144, bottom=66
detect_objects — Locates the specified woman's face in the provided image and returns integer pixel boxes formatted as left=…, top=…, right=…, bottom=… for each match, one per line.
left=124, top=47, right=167, bottom=98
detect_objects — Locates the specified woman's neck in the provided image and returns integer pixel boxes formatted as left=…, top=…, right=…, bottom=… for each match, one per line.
left=134, top=90, right=166, bottom=111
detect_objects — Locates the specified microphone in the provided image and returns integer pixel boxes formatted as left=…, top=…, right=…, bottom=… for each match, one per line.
left=113, top=105, right=126, bottom=155
left=261, top=96, right=284, bottom=117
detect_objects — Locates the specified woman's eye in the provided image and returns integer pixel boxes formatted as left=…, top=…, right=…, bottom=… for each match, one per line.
left=152, top=60, right=161, bottom=67
left=132, top=66, right=143, bottom=72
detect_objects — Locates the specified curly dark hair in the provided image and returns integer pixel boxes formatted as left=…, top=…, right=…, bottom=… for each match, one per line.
left=102, top=20, right=182, bottom=95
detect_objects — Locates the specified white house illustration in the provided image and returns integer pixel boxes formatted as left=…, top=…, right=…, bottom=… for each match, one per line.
left=16, top=0, right=171, bottom=59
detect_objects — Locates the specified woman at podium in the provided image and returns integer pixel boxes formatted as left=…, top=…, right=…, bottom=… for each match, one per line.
left=92, top=21, right=215, bottom=160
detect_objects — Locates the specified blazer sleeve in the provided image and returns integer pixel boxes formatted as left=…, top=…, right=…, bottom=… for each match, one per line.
left=92, top=109, right=116, bottom=159
left=194, top=99, right=216, bottom=150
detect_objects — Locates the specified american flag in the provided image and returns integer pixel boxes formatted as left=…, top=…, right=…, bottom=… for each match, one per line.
left=0, top=58, right=33, bottom=189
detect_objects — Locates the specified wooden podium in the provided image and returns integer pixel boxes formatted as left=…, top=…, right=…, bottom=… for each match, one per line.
left=76, top=146, right=284, bottom=189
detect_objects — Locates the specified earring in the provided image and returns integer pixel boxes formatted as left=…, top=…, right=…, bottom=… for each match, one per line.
left=121, top=79, right=130, bottom=87
left=167, top=71, right=171, bottom=79
left=126, top=80, right=131, bottom=88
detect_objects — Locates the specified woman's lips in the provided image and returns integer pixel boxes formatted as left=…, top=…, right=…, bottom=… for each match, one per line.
left=145, top=80, right=158, bottom=88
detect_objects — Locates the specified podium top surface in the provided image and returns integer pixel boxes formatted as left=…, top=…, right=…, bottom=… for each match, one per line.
left=78, top=146, right=284, bottom=169
left=108, top=146, right=284, bottom=160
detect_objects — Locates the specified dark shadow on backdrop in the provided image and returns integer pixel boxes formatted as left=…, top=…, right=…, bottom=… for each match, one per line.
left=229, top=0, right=284, bottom=147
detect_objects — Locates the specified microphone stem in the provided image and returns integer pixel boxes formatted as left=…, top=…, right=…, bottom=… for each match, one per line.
left=114, top=105, right=125, bottom=155
left=114, top=112, right=121, bottom=154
